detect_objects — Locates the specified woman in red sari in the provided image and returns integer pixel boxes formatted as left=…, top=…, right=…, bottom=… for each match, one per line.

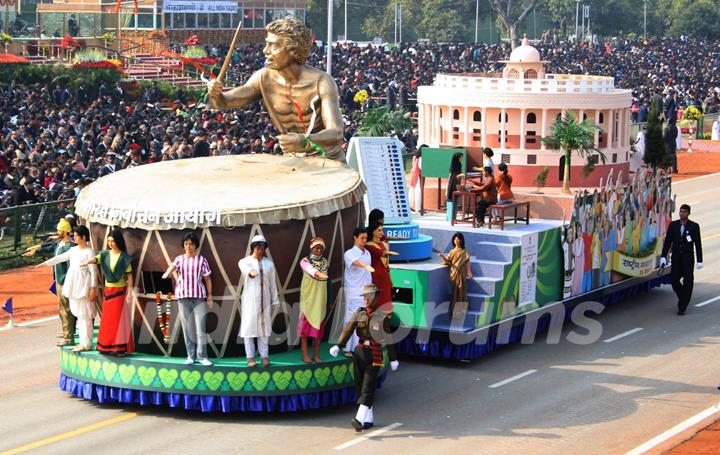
left=365, top=220, right=399, bottom=315
left=82, top=229, right=134, bottom=356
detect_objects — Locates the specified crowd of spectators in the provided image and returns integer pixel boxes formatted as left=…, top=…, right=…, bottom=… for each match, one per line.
left=3, top=36, right=720, bottom=208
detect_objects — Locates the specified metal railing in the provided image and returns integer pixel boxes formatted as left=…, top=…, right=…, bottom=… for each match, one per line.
left=434, top=73, right=617, bottom=94
left=0, top=199, right=76, bottom=252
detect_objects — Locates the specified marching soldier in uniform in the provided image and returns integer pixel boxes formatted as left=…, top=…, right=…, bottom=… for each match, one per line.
left=660, top=204, right=703, bottom=315
left=330, top=284, right=399, bottom=431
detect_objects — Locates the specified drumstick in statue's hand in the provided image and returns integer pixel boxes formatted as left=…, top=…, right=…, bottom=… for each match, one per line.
left=217, top=20, right=244, bottom=83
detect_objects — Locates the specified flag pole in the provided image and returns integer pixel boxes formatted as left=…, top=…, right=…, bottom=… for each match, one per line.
left=217, top=20, right=244, bottom=82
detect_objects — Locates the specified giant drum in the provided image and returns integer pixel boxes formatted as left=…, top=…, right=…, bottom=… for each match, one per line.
left=75, top=155, right=365, bottom=358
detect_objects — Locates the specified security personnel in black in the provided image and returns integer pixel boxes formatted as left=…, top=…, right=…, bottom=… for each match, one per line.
left=661, top=204, right=703, bottom=315
left=330, top=284, right=398, bottom=432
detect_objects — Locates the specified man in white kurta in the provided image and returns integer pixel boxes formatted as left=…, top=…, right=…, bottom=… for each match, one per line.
left=238, top=235, right=280, bottom=367
left=342, top=228, right=373, bottom=354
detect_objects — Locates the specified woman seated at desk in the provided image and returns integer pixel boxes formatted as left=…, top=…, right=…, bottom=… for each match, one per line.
left=495, top=163, right=514, bottom=203
left=468, top=166, right=498, bottom=228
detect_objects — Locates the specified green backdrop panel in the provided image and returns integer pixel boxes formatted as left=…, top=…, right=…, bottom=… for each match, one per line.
left=421, top=148, right=467, bottom=179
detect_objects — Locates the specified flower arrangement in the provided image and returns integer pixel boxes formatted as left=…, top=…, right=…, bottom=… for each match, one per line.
left=107, top=58, right=123, bottom=67
left=682, top=106, right=703, bottom=121
left=0, top=33, right=12, bottom=45
left=61, top=35, right=79, bottom=49
left=354, top=89, right=369, bottom=104
left=184, top=35, right=201, bottom=46
left=74, top=48, right=107, bottom=63
left=98, top=32, right=115, bottom=41
left=182, top=45, right=207, bottom=59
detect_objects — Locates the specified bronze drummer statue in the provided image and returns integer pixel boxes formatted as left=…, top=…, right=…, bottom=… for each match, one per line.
left=208, top=17, right=345, bottom=162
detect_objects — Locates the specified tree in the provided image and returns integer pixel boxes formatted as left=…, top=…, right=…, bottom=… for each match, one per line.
left=668, top=0, right=720, bottom=39
left=643, top=96, right=665, bottom=168
left=305, top=0, right=328, bottom=38
left=540, top=110, right=603, bottom=194
left=307, top=0, right=387, bottom=42
left=487, top=0, right=538, bottom=48
left=362, top=0, right=422, bottom=43
left=362, top=0, right=485, bottom=43
left=581, top=0, right=636, bottom=38
left=537, top=0, right=574, bottom=36
left=417, top=0, right=466, bottom=42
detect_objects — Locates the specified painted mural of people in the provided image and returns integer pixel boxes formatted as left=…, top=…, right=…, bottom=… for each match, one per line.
left=572, top=223, right=585, bottom=296
left=562, top=167, right=674, bottom=297
left=562, top=226, right=575, bottom=298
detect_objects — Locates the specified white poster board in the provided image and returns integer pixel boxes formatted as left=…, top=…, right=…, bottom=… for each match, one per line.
left=163, top=1, right=238, bottom=13
left=519, top=232, right=539, bottom=306
left=346, top=137, right=411, bottom=225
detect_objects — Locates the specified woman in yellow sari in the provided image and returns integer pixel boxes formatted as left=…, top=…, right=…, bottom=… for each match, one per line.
left=439, top=233, right=473, bottom=318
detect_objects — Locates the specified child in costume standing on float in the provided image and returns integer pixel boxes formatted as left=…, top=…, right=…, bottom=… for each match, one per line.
left=298, top=237, right=329, bottom=364
left=53, top=218, right=76, bottom=347
left=162, top=232, right=214, bottom=366
left=38, top=225, right=98, bottom=351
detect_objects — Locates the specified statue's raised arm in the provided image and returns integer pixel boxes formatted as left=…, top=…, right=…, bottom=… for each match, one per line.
left=208, top=17, right=345, bottom=162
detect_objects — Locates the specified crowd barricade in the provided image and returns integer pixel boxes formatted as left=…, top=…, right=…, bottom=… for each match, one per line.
left=0, top=199, right=76, bottom=253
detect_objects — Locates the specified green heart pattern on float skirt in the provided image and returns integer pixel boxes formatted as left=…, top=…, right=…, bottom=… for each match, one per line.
left=59, top=349, right=379, bottom=396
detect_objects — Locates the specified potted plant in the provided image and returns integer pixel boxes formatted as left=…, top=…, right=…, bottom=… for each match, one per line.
left=60, top=35, right=79, bottom=62
left=681, top=106, right=703, bottom=144
left=533, top=166, right=549, bottom=193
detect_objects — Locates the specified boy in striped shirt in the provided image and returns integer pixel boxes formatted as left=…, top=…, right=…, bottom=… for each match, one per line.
left=163, top=232, right=213, bottom=366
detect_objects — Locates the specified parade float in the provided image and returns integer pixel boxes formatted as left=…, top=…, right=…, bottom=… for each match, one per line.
left=383, top=163, right=672, bottom=360
left=374, top=38, right=673, bottom=360
left=56, top=25, right=675, bottom=413
left=59, top=155, right=392, bottom=413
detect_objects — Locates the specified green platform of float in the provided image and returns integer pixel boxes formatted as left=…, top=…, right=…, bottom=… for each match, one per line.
left=59, top=342, right=382, bottom=396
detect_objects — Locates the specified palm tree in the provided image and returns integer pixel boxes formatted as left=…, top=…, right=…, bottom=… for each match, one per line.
left=354, top=106, right=415, bottom=137
left=540, top=110, right=604, bottom=194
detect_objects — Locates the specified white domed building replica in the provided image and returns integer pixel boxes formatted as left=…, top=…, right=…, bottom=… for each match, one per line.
left=416, top=37, right=632, bottom=187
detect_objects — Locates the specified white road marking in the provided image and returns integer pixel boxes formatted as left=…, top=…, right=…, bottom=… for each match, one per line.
left=625, top=402, right=720, bottom=455
left=333, top=422, right=404, bottom=450
left=603, top=328, right=644, bottom=343
left=695, top=296, right=720, bottom=308
left=488, top=369, right=538, bottom=389
left=0, top=315, right=59, bottom=332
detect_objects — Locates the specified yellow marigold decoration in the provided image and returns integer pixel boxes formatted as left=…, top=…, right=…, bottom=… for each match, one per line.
left=682, top=106, right=703, bottom=121
left=354, top=89, right=368, bottom=104
left=107, top=58, right=123, bottom=67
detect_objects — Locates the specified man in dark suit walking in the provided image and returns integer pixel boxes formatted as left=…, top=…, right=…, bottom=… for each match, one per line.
left=660, top=204, right=703, bottom=315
